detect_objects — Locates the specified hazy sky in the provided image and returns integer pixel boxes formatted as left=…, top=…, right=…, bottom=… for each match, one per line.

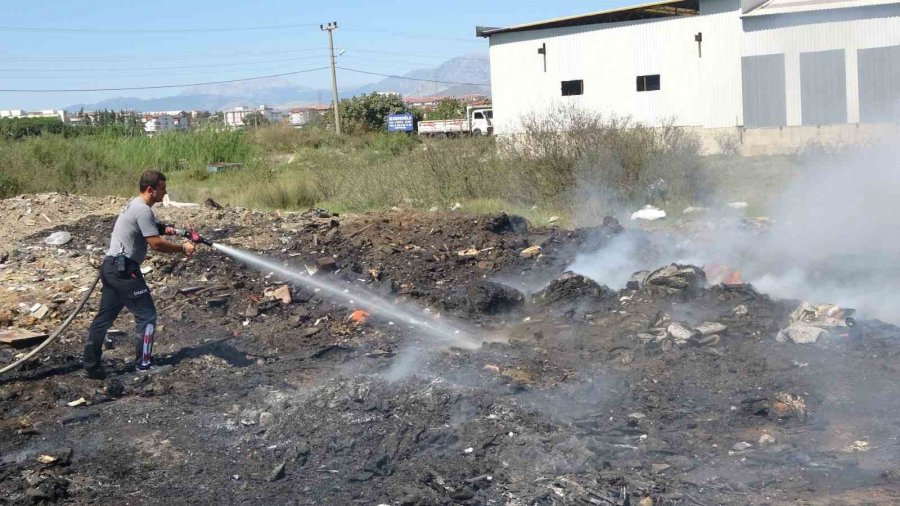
left=0, top=0, right=626, bottom=109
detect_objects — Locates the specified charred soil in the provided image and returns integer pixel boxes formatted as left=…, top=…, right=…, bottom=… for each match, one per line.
left=1, top=195, right=899, bottom=505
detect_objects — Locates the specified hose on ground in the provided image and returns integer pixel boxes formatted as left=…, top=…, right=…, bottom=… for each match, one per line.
left=0, top=269, right=100, bottom=376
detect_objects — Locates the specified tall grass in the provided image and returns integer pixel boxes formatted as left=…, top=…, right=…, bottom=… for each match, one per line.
left=2, top=112, right=713, bottom=223
left=0, top=129, right=260, bottom=198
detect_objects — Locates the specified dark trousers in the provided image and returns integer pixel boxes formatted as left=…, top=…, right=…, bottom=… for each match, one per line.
left=83, top=256, right=157, bottom=370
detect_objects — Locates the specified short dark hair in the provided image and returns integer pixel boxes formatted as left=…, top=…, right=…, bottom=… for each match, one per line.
left=139, top=170, right=166, bottom=193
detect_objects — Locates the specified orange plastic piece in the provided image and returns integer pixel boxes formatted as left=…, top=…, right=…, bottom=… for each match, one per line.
left=349, top=310, right=370, bottom=324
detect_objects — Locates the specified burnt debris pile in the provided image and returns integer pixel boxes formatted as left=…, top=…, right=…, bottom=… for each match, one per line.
left=1, top=195, right=900, bottom=504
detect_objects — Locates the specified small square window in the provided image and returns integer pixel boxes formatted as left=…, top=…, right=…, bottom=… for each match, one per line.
left=561, top=80, right=583, bottom=96
left=637, top=74, right=661, bottom=92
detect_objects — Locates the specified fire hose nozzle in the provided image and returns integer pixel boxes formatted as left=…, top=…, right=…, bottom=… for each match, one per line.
left=174, top=228, right=213, bottom=246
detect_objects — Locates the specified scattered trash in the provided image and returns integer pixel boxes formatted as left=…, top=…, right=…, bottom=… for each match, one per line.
left=266, top=285, right=292, bottom=304
left=429, top=206, right=439, bottom=212
left=758, top=434, right=776, bottom=446
left=449, top=202, right=462, bottom=211
left=547, top=216, right=560, bottom=224
left=43, top=231, right=72, bottom=246
left=667, top=322, right=700, bottom=343
left=520, top=245, right=542, bottom=258
left=66, top=398, right=87, bottom=407
left=0, top=329, right=49, bottom=346
left=694, top=322, right=727, bottom=336
left=36, top=455, right=58, bottom=464
left=259, top=412, right=275, bottom=428
left=846, top=440, right=870, bottom=452
left=731, top=441, right=752, bottom=451
left=140, top=266, right=153, bottom=275
left=31, top=304, right=49, bottom=320
left=771, top=392, right=807, bottom=420
left=316, top=257, right=338, bottom=272
left=348, top=310, right=370, bottom=324
left=463, top=447, right=474, bottom=454
left=645, top=264, right=706, bottom=296
left=631, top=205, right=666, bottom=221
left=727, top=202, right=749, bottom=209
left=682, top=206, right=710, bottom=215
left=776, top=322, right=826, bottom=344
left=267, top=461, right=286, bottom=482
left=161, top=195, right=200, bottom=208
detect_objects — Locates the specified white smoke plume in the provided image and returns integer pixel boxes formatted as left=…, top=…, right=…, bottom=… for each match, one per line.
left=568, top=145, right=900, bottom=324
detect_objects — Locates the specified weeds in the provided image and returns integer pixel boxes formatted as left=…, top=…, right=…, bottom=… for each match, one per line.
left=2, top=111, right=712, bottom=222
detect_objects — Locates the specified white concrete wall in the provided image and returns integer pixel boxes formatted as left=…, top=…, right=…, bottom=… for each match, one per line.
left=742, top=4, right=900, bottom=125
left=488, top=0, right=744, bottom=135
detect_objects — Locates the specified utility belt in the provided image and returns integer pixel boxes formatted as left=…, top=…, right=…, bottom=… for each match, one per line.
left=104, top=255, right=140, bottom=274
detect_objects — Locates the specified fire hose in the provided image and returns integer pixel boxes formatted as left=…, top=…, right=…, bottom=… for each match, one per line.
left=0, top=228, right=211, bottom=376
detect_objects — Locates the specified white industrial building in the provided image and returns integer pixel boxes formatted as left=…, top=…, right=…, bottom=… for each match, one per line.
left=478, top=0, right=900, bottom=144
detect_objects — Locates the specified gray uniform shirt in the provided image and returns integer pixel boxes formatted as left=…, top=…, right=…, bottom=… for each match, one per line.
left=105, top=197, right=159, bottom=264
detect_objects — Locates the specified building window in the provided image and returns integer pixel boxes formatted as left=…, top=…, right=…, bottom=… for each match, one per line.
left=636, top=75, right=661, bottom=92
left=561, top=80, right=583, bottom=96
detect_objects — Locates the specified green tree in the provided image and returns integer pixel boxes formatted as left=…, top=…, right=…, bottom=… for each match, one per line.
left=327, top=93, right=411, bottom=132
left=242, top=111, right=269, bottom=128
left=429, top=97, right=466, bottom=120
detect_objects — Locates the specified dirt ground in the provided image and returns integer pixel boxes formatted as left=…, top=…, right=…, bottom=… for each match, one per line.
left=1, top=194, right=899, bottom=505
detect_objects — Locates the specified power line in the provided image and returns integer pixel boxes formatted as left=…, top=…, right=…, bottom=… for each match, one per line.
left=0, top=55, right=329, bottom=73
left=0, top=22, right=320, bottom=33
left=341, top=24, right=483, bottom=43
left=0, top=67, right=330, bottom=92
left=0, top=47, right=329, bottom=62
left=343, top=48, right=487, bottom=62
left=336, top=67, right=489, bottom=87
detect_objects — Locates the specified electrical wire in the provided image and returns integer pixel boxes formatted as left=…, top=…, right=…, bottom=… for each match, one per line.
left=342, top=48, right=487, bottom=62
left=341, top=24, right=483, bottom=43
left=0, top=55, right=330, bottom=73
left=0, top=22, right=320, bottom=33
left=0, top=67, right=330, bottom=92
left=336, top=66, right=489, bottom=87
left=0, top=47, right=330, bottom=62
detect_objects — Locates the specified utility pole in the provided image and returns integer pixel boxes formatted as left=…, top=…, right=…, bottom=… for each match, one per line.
left=320, top=21, right=341, bottom=135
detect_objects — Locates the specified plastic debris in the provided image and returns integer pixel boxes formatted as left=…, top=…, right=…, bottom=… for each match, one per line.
left=631, top=205, right=666, bottom=221
left=44, top=231, right=72, bottom=246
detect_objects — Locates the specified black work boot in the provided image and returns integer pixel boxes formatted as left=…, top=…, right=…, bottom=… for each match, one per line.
left=83, top=366, right=107, bottom=380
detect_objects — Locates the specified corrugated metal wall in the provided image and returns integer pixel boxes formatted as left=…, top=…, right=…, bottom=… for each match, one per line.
left=742, top=4, right=900, bottom=125
left=800, top=49, right=847, bottom=125
left=858, top=44, right=900, bottom=122
left=741, top=54, right=786, bottom=127
left=488, top=1, right=900, bottom=134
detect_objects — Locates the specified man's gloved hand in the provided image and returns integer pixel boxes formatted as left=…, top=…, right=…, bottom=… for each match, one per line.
left=157, top=223, right=177, bottom=236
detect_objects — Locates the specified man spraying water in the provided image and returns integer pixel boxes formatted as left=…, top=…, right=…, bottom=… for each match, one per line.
left=82, top=170, right=196, bottom=379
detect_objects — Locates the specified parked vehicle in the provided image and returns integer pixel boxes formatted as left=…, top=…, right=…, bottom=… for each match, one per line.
left=417, top=105, right=492, bottom=137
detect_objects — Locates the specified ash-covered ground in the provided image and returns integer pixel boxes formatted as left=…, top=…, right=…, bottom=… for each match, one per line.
left=1, top=194, right=899, bottom=505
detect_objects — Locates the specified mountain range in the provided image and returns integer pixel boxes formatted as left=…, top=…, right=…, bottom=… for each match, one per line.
left=66, top=54, right=490, bottom=112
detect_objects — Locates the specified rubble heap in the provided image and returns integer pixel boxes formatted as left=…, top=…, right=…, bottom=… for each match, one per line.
left=1, top=194, right=899, bottom=505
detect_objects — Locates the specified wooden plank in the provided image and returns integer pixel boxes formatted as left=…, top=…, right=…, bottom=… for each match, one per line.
left=0, top=329, right=49, bottom=346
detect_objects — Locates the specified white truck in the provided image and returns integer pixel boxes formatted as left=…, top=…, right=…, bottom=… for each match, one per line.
left=417, top=105, right=493, bottom=137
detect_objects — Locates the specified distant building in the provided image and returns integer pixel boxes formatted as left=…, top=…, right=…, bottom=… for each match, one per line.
left=289, top=105, right=330, bottom=127
left=224, top=105, right=285, bottom=128
left=403, top=96, right=443, bottom=109
left=0, top=109, right=69, bottom=123
left=144, top=113, right=190, bottom=134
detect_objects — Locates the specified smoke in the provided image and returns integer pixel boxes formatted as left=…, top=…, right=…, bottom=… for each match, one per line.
left=567, top=145, right=900, bottom=324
